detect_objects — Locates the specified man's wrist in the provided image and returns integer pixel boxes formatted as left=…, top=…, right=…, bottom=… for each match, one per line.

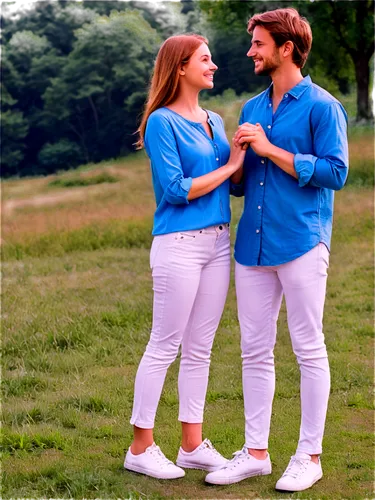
left=266, top=143, right=278, bottom=160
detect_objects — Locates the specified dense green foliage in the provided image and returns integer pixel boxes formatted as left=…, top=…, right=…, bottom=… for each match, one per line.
left=1, top=0, right=373, bottom=177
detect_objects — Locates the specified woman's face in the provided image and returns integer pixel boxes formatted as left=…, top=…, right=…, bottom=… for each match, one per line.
left=181, top=43, right=218, bottom=90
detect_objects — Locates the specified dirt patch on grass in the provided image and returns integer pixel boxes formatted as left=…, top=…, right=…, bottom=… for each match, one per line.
left=3, top=201, right=154, bottom=242
left=4, top=189, right=95, bottom=215
left=2, top=163, right=155, bottom=242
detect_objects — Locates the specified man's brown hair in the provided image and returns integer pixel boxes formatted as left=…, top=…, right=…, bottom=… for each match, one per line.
left=248, top=8, right=312, bottom=68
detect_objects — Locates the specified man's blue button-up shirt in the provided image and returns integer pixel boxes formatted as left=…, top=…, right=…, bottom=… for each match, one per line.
left=145, top=107, right=231, bottom=235
left=233, top=76, right=349, bottom=267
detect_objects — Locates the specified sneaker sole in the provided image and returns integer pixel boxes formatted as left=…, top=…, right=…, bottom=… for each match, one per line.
left=124, top=463, right=185, bottom=480
left=275, top=471, right=323, bottom=492
left=205, top=468, right=272, bottom=485
left=176, top=460, right=228, bottom=472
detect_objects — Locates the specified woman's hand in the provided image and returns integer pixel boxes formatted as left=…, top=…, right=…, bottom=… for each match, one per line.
left=227, top=139, right=247, bottom=171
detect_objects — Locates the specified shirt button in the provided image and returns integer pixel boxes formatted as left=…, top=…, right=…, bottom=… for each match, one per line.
left=216, top=158, right=219, bottom=161
left=261, top=159, right=265, bottom=164
left=260, top=182, right=264, bottom=186
left=258, top=206, right=261, bottom=210
left=267, top=125, right=271, bottom=129
left=256, top=229, right=260, bottom=234
left=284, top=93, right=288, bottom=98
left=268, top=103, right=272, bottom=107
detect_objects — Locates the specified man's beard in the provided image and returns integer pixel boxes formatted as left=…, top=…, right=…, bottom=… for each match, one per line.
left=255, top=50, right=281, bottom=76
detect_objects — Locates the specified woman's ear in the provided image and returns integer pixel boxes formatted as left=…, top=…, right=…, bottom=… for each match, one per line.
left=179, top=68, right=186, bottom=76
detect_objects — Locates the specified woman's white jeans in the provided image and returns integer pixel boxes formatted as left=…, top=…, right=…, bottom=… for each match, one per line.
left=130, top=225, right=230, bottom=428
left=235, top=243, right=330, bottom=455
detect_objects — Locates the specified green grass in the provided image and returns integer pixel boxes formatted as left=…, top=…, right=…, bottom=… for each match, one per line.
left=2, top=219, right=153, bottom=260
left=49, top=172, right=119, bottom=188
left=346, top=163, right=374, bottom=187
left=2, top=102, right=374, bottom=498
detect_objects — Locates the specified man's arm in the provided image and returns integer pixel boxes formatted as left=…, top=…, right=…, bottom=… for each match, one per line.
left=234, top=103, right=349, bottom=190
left=294, top=103, right=349, bottom=190
left=234, top=123, right=297, bottom=179
left=264, top=143, right=297, bottom=179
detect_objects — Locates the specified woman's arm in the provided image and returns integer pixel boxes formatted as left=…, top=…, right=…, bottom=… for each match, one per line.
left=146, top=113, right=245, bottom=204
left=187, top=142, right=245, bottom=200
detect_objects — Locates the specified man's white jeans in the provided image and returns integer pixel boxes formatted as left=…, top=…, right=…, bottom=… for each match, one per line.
left=235, top=243, right=330, bottom=455
left=130, top=225, right=230, bottom=428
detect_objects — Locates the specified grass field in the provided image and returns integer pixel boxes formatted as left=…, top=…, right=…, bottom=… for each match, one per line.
left=2, top=96, right=374, bottom=499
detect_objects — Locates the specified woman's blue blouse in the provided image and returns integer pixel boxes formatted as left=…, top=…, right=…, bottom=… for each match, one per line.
left=144, top=107, right=231, bottom=235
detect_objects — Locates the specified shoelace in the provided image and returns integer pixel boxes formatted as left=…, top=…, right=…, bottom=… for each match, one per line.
left=219, top=448, right=248, bottom=470
left=200, top=439, right=222, bottom=457
left=283, top=456, right=310, bottom=479
left=147, top=445, right=173, bottom=468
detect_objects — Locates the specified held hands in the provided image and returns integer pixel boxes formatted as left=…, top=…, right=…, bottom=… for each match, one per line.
left=234, top=122, right=273, bottom=158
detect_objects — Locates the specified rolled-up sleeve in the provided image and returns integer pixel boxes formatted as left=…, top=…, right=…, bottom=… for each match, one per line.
left=145, top=114, right=192, bottom=205
left=294, top=102, right=349, bottom=191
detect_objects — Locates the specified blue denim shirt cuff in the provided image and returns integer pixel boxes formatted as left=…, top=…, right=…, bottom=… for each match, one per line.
left=181, top=176, right=193, bottom=200
left=294, top=153, right=318, bottom=187
left=167, top=176, right=192, bottom=204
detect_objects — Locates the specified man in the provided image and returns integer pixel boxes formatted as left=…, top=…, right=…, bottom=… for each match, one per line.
left=205, top=7, right=348, bottom=492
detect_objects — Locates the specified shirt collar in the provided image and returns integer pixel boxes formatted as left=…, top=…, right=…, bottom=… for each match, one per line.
left=266, top=75, right=312, bottom=100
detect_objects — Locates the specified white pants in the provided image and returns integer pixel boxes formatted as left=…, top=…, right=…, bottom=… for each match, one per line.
left=130, top=225, right=230, bottom=428
left=235, top=243, right=330, bottom=455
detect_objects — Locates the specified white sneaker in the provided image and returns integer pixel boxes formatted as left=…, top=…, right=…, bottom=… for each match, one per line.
left=205, top=446, right=272, bottom=485
left=176, top=438, right=228, bottom=472
left=275, top=453, right=323, bottom=492
left=124, top=443, right=185, bottom=479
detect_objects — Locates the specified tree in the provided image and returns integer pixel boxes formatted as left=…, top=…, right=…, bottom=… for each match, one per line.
left=75, top=10, right=160, bottom=52
left=306, top=0, right=374, bottom=121
left=1, top=2, right=161, bottom=176
left=0, top=110, right=29, bottom=177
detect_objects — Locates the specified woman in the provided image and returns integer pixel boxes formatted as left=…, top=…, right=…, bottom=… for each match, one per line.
left=124, top=34, right=245, bottom=480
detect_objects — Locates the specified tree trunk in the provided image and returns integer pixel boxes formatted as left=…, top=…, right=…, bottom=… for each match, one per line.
left=88, top=95, right=99, bottom=133
left=353, top=55, right=373, bottom=121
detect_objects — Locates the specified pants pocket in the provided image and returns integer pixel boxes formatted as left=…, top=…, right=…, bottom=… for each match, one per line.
left=175, top=231, right=197, bottom=241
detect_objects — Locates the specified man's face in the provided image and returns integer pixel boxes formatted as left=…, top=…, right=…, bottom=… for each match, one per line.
left=247, top=26, right=282, bottom=76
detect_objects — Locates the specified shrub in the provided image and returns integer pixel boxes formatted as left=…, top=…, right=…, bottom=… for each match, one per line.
left=49, top=172, right=118, bottom=188
left=38, top=140, right=84, bottom=173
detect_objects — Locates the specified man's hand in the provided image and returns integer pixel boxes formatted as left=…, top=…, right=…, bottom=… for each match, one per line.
left=234, top=122, right=273, bottom=158
left=234, top=122, right=297, bottom=179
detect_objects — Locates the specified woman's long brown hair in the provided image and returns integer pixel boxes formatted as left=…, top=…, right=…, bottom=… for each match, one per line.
left=136, top=34, right=208, bottom=149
